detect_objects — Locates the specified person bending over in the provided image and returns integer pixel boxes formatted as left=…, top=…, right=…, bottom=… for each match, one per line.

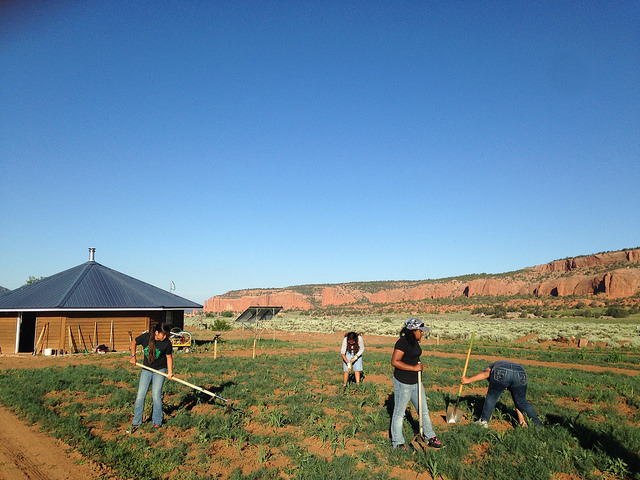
left=462, top=360, right=542, bottom=427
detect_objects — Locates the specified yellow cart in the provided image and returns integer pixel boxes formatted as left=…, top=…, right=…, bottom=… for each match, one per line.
left=170, top=328, right=193, bottom=352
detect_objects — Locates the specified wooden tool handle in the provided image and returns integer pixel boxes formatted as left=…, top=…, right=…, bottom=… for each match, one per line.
left=34, top=323, right=48, bottom=354
left=417, top=368, right=423, bottom=435
left=456, top=332, right=475, bottom=396
left=135, top=363, right=225, bottom=400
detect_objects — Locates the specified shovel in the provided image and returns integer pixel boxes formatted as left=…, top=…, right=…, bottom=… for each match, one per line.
left=446, top=332, right=475, bottom=424
left=135, top=363, right=230, bottom=406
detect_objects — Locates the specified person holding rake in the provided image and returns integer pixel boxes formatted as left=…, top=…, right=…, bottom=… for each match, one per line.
left=390, top=318, right=442, bottom=449
left=127, top=323, right=174, bottom=433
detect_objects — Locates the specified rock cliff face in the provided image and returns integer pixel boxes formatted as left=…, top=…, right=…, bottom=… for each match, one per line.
left=203, top=248, right=640, bottom=313
left=204, top=290, right=314, bottom=313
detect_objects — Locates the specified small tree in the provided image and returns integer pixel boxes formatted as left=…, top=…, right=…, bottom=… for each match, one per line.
left=211, top=318, right=231, bottom=331
left=493, top=305, right=507, bottom=319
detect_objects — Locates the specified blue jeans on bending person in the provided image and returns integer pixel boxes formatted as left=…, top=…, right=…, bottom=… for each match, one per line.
left=133, top=367, right=167, bottom=426
left=391, top=377, right=436, bottom=447
left=480, top=363, right=541, bottom=426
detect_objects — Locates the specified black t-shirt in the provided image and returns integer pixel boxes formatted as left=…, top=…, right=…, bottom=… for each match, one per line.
left=393, top=335, right=422, bottom=384
left=135, top=332, right=173, bottom=370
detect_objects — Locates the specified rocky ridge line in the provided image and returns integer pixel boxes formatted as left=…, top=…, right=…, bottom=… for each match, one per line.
left=203, top=248, right=640, bottom=313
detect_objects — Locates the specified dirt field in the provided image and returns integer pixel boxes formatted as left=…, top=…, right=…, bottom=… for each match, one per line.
left=0, top=330, right=637, bottom=480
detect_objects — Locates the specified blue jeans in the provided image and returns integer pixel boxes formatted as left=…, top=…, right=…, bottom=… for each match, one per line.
left=133, top=367, right=167, bottom=426
left=391, top=377, right=436, bottom=447
left=481, top=364, right=541, bottom=426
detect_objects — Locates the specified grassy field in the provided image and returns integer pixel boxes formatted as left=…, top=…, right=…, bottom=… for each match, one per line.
left=188, top=311, right=640, bottom=347
left=0, top=321, right=639, bottom=480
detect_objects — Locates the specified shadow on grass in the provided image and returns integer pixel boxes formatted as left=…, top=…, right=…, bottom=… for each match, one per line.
left=383, top=392, right=425, bottom=441
left=166, top=380, right=235, bottom=414
left=445, top=393, right=527, bottom=426
left=546, top=413, right=639, bottom=475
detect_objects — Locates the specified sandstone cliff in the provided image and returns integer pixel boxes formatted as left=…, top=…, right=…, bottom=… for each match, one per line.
left=203, top=248, right=640, bottom=313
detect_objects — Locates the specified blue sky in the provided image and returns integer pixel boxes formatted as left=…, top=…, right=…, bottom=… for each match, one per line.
left=1, top=1, right=639, bottom=303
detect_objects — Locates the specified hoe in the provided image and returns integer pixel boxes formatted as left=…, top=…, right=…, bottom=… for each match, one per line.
left=410, top=368, right=428, bottom=452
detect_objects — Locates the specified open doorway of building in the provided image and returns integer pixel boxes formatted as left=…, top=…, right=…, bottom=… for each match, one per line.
left=18, top=313, right=36, bottom=352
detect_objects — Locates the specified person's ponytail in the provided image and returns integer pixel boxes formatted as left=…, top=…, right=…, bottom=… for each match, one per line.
left=147, top=323, right=171, bottom=363
left=399, top=327, right=417, bottom=345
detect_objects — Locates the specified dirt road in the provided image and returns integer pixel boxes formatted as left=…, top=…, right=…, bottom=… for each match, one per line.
left=0, top=405, right=112, bottom=480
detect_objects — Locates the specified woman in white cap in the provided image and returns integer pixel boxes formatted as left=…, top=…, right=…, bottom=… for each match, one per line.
left=390, top=318, right=442, bottom=449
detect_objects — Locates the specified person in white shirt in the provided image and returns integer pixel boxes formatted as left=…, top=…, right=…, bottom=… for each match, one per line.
left=341, top=331, right=364, bottom=389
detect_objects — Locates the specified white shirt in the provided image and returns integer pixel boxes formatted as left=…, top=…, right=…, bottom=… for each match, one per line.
left=340, top=335, right=365, bottom=356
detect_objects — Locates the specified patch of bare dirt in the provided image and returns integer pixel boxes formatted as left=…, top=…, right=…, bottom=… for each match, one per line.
left=0, top=405, right=117, bottom=480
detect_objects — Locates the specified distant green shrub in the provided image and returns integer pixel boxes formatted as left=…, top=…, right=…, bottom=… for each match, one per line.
left=604, top=305, right=630, bottom=318
left=493, top=305, right=507, bottom=319
left=211, top=319, right=231, bottom=331
left=472, top=306, right=493, bottom=315
left=221, top=311, right=234, bottom=318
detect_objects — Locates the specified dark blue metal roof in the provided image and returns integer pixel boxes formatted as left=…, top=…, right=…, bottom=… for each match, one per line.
left=0, top=261, right=202, bottom=311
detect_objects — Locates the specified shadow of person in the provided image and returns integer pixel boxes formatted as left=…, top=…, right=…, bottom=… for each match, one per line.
left=546, top=413, right=639, bottom=475
left=166, top=381, right=235, bottom=414
left=384, top=392, right=421, bottom=439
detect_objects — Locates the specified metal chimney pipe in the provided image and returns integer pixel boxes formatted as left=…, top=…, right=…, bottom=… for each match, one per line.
left=89, top=248, right=96, bottom=262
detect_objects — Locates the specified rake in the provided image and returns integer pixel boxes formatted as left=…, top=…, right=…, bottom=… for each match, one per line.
left=135, top=363, right=230, bottom=408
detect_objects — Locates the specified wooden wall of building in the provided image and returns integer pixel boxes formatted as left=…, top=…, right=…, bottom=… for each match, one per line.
left=0, top=315, right=18, bottom=354
left=35, top=313, right=149, bottom=353
left=0, top=311, right=185, bottom=354
left=40, top=311, right=184, bottom=354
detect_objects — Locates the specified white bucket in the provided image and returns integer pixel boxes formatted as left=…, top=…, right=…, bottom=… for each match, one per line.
left=44, top=348, right=54, bottom=356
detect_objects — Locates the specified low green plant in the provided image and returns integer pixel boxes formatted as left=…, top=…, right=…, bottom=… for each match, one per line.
left=211, top=318, right=232, bottom=331
left=1, top=335, right=639, bottom=480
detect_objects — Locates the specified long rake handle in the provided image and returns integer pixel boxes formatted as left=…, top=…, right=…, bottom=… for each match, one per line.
left=456, top=332, right=475, bottom=398
left=135, top=363, right=227, bottom=402
left=418, top=368, right=423, bottom=437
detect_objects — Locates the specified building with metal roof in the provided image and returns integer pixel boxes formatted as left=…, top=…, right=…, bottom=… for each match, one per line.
left=0, top=249, right=202, bottom=355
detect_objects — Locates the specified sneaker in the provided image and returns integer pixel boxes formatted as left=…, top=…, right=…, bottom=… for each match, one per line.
left=153, top=424, right=161, bottom=428
left=427, top=436, right=443, bottom=448
left=126, top=425, right=138, bottom=434
left=394, top=444, right=409, bottom=450
left=474, top=419, right=488, bottom=428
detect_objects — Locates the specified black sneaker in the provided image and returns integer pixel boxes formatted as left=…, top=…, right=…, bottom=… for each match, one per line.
left=428, top=436, right=442, bottom=448
left=126, top=425, right=138, bottom=434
